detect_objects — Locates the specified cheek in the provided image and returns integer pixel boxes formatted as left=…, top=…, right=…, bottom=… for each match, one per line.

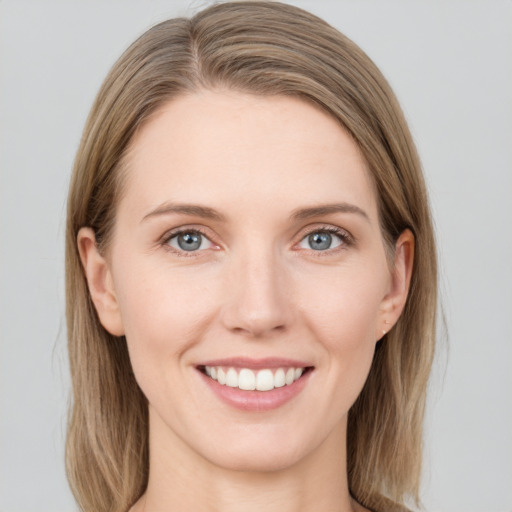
left=295, top=261, right=388, bottom=394
left=112, top=256, right=221, bottom=372
left=298, top=259, right=387, bottom=341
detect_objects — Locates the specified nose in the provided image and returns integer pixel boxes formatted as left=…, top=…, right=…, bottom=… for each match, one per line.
left=220, top=248, right=293, bottom=338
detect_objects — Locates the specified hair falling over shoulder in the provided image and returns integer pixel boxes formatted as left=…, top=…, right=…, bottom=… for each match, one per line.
left=65, top=2, right=437, bottom=511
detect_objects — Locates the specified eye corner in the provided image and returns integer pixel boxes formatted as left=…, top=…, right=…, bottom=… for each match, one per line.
left=160, top=227, right=219, bottom=256
left=295, top=225, right=354, bottom=253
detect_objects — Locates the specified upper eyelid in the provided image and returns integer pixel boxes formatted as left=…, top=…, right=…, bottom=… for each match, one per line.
left=294, top=227, right=354, bottom=255
left=295, top=223, right=353, bottom=241
left=160, top=227, right=217, bottom=257
left=161, top=225, right=214, bottom=243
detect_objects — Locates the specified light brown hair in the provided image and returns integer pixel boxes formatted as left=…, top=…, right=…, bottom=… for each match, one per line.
left=66, top=2, right=437, bottom=511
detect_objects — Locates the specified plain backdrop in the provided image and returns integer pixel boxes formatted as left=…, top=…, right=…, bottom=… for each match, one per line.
left=1, top=1, right=511, bottom=511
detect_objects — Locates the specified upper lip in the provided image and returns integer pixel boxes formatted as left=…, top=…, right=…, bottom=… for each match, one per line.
left=196, top=357, right=313, bottom=369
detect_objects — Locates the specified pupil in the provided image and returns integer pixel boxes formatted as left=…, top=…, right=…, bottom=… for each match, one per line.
left=309, top=232, right=331, bottom=250
left=178, top=232, right=201, bottom=251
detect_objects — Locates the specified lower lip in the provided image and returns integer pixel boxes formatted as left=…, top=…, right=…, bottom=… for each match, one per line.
left=199, top=370, right=312, bottom=412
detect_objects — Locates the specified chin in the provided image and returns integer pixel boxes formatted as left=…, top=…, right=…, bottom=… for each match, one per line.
left=198, top=425, right=322, bottom=474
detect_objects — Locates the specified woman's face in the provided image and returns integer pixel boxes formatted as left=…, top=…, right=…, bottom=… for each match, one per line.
left=81, top=90, right=411, bottom=472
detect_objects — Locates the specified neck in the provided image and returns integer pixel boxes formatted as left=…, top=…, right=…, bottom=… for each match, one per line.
left=132, top=409, right=361, bottom=512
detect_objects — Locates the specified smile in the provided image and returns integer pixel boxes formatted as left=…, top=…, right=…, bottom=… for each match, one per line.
left=197, top=358, right=314, bottom=411
left=203, top=366, right=306, bottom=391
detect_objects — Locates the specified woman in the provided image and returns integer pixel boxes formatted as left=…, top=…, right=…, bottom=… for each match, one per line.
left=65, top=2, right=437, bottom=511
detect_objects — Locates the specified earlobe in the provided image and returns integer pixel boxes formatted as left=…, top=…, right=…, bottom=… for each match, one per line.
left=378, top=229, right=415, bottom=338
left=77, top=227, right=125, bottom=336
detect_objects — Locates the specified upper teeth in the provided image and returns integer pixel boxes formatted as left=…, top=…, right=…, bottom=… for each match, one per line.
left=204, top=366, right=304, bottom=391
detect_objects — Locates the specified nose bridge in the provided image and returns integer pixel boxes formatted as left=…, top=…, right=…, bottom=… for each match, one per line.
left=221, top=242, right=291, bottom=337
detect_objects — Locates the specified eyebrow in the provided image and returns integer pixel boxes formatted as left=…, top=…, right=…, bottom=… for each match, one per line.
left=141, top=201, right=369, bottom=224
left=290, top=203, right=370, bottom=222
left=141, top=202, right=226, bottom=223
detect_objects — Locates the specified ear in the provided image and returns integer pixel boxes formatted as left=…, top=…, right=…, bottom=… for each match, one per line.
left=377, top=229, right=415, bottom=340
left=77, top=227, right=125, bottom=336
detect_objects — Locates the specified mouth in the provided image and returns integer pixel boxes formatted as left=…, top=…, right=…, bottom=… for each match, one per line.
left=197, top=364, right=314, bottom=392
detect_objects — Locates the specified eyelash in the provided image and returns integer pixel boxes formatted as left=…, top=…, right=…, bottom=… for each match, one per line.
left=160, top=225, right=354, bottom=257
left=161, top=227, right=215, bottom=257
left=295, top=225, right=354, bottom=255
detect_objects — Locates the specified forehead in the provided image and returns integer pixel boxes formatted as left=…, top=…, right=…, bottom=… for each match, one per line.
left=120, top=90, right=378, bottom=222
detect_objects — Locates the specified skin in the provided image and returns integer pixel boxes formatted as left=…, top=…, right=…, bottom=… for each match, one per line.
left=79, top=90, right=414, bottom=512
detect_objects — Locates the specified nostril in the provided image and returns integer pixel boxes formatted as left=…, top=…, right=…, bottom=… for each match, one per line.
left=227, top=321, right=287, bottom=338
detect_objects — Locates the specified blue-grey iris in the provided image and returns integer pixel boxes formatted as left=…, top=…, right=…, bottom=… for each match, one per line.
left=177, top=232, right=202, bottom=251
left=308, top=232, right=332, bottom=250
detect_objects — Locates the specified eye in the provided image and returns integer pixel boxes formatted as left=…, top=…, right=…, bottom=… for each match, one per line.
left=167, top=230, right=213, bottom=252
left=298, top=229, right=345, bottom=251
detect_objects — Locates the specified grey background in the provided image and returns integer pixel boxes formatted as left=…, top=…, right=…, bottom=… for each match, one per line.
left=1, top=1, right=511, bottom=511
